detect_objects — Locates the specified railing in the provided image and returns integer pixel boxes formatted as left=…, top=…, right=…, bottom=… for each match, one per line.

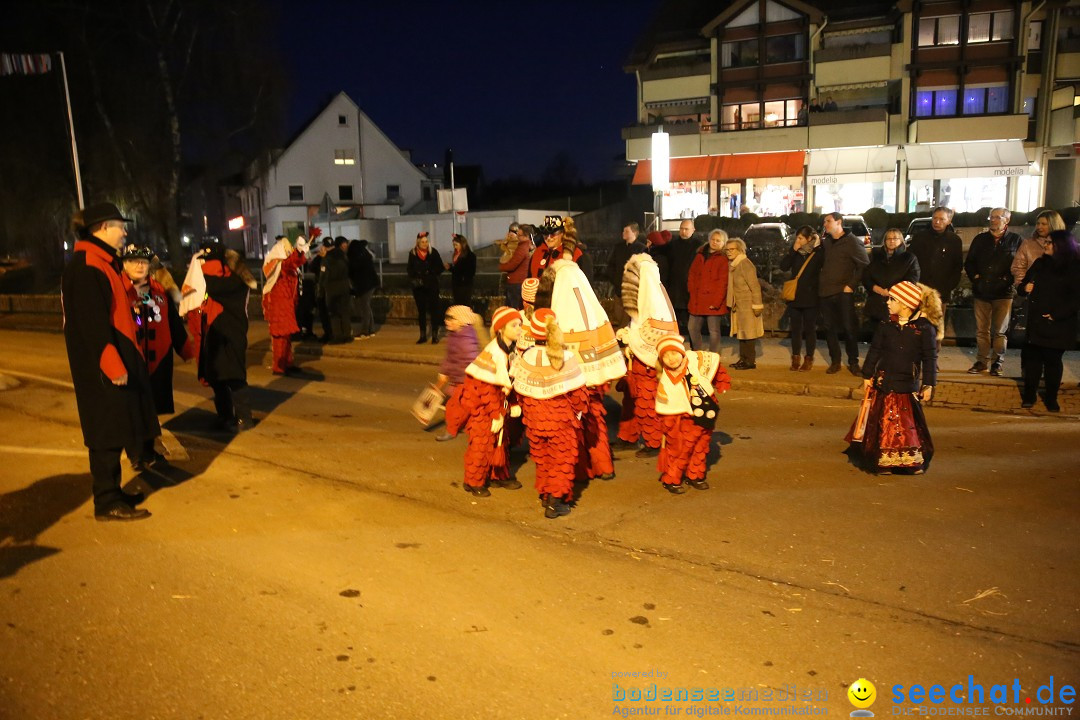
left=815, top=42, right=892, bottom=63
left=807, top=108, right=889, bottom=126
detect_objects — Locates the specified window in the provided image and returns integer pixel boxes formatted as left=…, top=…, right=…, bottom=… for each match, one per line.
left=422, top=186, right=433, bottom=201
left=765, top=34, right=806, bottom=64
left=918, top=15, right=960, bottom=46
left=968, top=11, right=1014, bottom=44
left=963, top=88, right=985, bottom=114
left=338, top=184, right=353, bottom=202
left=987, top=86, right=1009, bottom=113
left=916, top=84, right=1008, bottom=117
left=338, top=114, right=348, bottom=126
left=334, top=149, right=356, bottom=165
left=914, top=87, right=957, bottom=117
left=386, top=185, right=401, bottom=201
left=721, top=38, right=759, bottom=68
left=935, top=88, right=957, bottom=115
left=288, top=185, right=303, bottom=202
left=1022, top=96, right=1036, bottom=117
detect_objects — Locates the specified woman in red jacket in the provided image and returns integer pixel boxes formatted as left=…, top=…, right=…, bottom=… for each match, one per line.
left=687, top=229, right=730, bottom=353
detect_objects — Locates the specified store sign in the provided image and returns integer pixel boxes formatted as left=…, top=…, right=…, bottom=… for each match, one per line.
left=810, top=176, right=838, bottom=185
left=993, top=166, right=1028, bottom=177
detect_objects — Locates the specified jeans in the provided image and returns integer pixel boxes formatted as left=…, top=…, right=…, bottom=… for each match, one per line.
left=688, top=314, right=723, bottom=353
left=504, top=283, right=523, bottom=310
left=788, top=306, right=818, bottom=357
left=819, top=293, right=859, bottom=365
left=973, top=298, right=1012, bottom=366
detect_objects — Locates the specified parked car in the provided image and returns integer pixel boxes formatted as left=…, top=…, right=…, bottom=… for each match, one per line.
left=904, top=217, right=933, bottom=244
left=744, top=222, right=794, bottom=284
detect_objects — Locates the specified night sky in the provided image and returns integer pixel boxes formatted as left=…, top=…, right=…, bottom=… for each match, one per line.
left=280, top=0, right=661, bottom=182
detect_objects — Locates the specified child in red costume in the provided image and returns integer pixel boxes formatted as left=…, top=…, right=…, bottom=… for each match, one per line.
left=512, top=308, right=590, bottom=519
left=262, top=235, right=309, bottom=375
left=654, top=335, right=730, bottom=494
left=444, top=307, right=523, bottom=497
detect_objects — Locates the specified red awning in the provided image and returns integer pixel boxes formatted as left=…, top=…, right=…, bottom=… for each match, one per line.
left=632, top=151, right=805, bottom=185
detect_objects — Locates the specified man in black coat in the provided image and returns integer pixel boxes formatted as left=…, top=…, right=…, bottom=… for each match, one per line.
left=964, top=208, right=1022, bottom=376
left=819, top=212, right=871, bottom=375
left=607, top=222, right=646, bottom=327
left=320, top=236, right=353, bottom=343
left=908, top=206, right=962, bottom=305
left=62, top=202, right=158, bottom=521
left=668, top=219, right=701, bottom=335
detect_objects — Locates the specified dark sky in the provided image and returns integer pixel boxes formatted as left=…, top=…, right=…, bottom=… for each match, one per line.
left=280, top=0, right=661, bottom=182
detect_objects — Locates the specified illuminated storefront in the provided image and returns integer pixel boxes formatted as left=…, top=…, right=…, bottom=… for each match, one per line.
left=904, top=140, right=1029, bottom=212
left=807, top=146, right=898, bottom=213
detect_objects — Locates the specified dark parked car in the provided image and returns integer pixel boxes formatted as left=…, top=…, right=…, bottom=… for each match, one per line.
left=820, top=215, right=872, bottom=249
left=744, top=222, right=793, bottom=283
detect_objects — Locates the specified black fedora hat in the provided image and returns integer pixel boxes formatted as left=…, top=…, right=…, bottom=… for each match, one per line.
left=81, top=202, right=130, bottom=228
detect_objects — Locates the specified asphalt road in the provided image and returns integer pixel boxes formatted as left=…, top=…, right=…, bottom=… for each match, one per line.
left=0, top=328, right=1077, bottom=719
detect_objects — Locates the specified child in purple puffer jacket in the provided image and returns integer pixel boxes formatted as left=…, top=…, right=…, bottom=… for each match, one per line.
left=432, top=305, right=486, bottom=441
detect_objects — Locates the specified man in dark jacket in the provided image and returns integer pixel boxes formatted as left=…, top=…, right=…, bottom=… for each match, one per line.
left=320, top=236, right=353, bottom=343
left=62, top=202, right=158, bottom=521
left=668, top=219, right=701, bottom=335
left=964, top=207, right=1022, bottom=376
left=908, top=206, right=962, bottom=305
left=819, top=212, right=870, bottom=375
left=607, top=222, right=646, bottom=326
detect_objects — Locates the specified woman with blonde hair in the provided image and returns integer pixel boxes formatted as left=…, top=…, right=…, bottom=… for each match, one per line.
left=1012, top=210, right=1065, bottom=286
left=407, top=231, right=445, bottom=343
left=724, top=236, right=764, bottom=369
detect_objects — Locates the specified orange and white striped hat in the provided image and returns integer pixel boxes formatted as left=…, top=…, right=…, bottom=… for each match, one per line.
left=656, top=335, right=686, bottom=358
left=888, top=281, right=922, bottom=311
left=530, top=308, right=556, bottom=340
left=521, top=277, right=540, bottom=304
left=491, top=307, right=522, bottom=335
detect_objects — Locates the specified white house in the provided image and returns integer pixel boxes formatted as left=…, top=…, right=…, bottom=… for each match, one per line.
left=235, top=91, right=437, bottom=257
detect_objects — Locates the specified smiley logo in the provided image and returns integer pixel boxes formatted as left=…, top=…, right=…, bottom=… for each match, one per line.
left=848, top=678, right=877, bottom=709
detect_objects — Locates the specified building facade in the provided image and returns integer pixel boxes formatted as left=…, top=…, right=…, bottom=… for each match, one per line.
left=624, top=0, right=1080, bottom=219
left=235, top=92, right=436, bottom=257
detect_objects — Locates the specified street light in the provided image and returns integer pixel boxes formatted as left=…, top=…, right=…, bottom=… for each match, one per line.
left=651, top=128, right=670, bottom=231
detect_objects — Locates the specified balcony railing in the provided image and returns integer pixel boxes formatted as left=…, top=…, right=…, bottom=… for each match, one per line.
left=807, top=108, right=888, bottom=126
left=815, top=42, right=892, bottom=63
left=1058, top=37, right=1080, bottom=53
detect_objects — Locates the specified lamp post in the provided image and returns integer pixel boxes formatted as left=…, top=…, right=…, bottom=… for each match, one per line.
left=651, top=128, right=670, bottom=231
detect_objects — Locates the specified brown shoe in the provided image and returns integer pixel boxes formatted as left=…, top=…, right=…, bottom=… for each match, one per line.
left=799, top=355, right=814, bottom=372
left=790, top=355, right=800, bottom=371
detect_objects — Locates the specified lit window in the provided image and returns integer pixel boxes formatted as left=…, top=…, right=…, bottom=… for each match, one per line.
left=991, top=11, right=1014, bottom=41
left=968, top=14, right=991, bottom=43
left=334, top=149, right=356, bottom=166
left=936, top=88, right=957, bottom=115
left=915, top=90, right=934, bottom=117
left=987, top=86, right=1009, bottom=113
left=938, top=16, right=959, bottom=45
left=963, top=89, right=985, bottom=115
left=918, top=18, right=936, bottom=47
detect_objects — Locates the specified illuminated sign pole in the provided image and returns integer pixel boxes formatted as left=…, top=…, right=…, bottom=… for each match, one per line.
left=651, top=128, right=670, bottom=231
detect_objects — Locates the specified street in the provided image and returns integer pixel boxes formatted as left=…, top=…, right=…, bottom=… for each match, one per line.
left=0, top=327, right=1077, bottom=719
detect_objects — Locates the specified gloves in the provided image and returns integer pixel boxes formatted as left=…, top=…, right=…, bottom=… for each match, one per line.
left=490, top=417, right=505, bottom=433
left=295, top=237, right=309, bottom=254
left=509, top=405, right=521, bottom=418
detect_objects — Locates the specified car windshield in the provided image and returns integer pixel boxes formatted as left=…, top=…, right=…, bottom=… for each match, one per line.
left=846, top=222, right=869, bottom=236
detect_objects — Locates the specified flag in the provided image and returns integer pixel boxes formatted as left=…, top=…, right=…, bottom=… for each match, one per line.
left=0, top=53, right=53, bottom=76
left=179, top=257, right=206, bottom=317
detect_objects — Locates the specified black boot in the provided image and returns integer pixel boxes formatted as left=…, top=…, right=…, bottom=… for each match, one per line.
left=232, top=386, right=254, bottom=431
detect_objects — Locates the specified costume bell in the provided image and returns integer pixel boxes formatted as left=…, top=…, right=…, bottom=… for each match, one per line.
left=444, top=307, right=523, bottom=497
left=262, top=235, right=309, bottom=375
left=654, top=335, right=730, bottom=493
left=845, top=281, right=939, bottom=474
left=511, top=308, right=589, bottom=519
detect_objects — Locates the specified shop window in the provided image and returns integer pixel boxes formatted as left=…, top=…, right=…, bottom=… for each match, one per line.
left=721, top=38, right=759, bottom=68
left=968, top=11, right=1014, bottom=44
left=765, top=34, right=806, bottom=64
left=338, top=184, right=353, bottom=202
left=288, top=185, right=303, bottom=202
left=918, top=15, right=960, bottom=46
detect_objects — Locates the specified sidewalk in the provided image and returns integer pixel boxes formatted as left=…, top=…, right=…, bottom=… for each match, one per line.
left=287, top=321, right=1079, bottom=418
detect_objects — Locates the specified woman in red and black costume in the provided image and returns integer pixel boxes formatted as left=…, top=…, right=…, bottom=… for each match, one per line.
left=528, top=215, right=583, bottom=279
left=444, top=307, right=523, bottom=497
left=62, top=202, right=159, bottom=520
left=654, top=335, right=730, bottom=493
left=120, top=244, right=194, bottom=468
left=262, top=235, right=309, bottom=375
left=512, top=308, right=589, bottom=519
left=195, top=238, right=257, bottom=431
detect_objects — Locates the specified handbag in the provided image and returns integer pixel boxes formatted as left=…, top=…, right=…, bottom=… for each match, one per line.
left=782, top=251, right=814, bottom=302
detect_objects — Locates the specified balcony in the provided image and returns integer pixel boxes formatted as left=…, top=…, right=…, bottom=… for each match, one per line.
left=1049, top=105, right=1080, bottom=147
left=908, top=114, right=1029, bottom=143
left=808, top=108, right=889, bottom=148
left=815, top=44, right=893, bottom=88
left=701, top=125, right=808, bottom=155
left=1057, top=37, right=1080, bottom=79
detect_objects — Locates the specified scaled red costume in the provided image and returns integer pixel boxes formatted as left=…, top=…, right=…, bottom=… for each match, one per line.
left=262, top=240, right=307, bottom=374
left=616, top=357, right=663, bottom=449
left=656, top=348, right=730, bottom=486
left=445, top=338, right=515, bottom=489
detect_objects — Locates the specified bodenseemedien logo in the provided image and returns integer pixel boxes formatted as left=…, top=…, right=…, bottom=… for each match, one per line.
left=848, top=678, right=877, bottom=717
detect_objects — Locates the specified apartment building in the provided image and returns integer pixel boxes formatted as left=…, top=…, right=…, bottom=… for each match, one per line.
left=623, top=0, right=1080, bottom=219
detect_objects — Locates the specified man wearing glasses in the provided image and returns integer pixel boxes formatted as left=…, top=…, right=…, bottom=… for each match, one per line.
left=964, top=207, right=1023, bottom=376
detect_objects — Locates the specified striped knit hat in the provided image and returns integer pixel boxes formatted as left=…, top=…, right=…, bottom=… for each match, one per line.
left=446, top=305, right=478, bottom=326
left=491, top=306, right=522, bottom=336
left=888, top=281, right=922, bottom=311
left=656, top=334, right=686, bottom=359
left=521, top=277, right=540, bottom=304
left=530, top=308, right=556, bottom=340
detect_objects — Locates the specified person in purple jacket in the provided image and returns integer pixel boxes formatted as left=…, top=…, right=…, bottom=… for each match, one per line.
left=433, top=305, right=485, bottom=441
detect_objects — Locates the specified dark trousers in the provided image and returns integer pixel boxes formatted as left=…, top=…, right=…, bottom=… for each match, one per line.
left=316, top=296, right=331, bottom=339
left=89, top=447, right=124, bottom=511
left=504, top=283, right=523, bottom=310
left=211, top=380, right=251, bottom=426
left=452, top=283, right=473, bottom=308
left=1021, top=344, right=1064, bottom=402
left=739, top=339, right=757, bottom=365
left=355, top=290, right=375, bottom=336
left=788, top=306, right=818, bottom=357
left=674, top=307, right=690, bottom=337
left=413, top=286, right=441, bottom=339
left=327, top=292, right=352, bottom=342
left=820, top=292, right=859, bottom=365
